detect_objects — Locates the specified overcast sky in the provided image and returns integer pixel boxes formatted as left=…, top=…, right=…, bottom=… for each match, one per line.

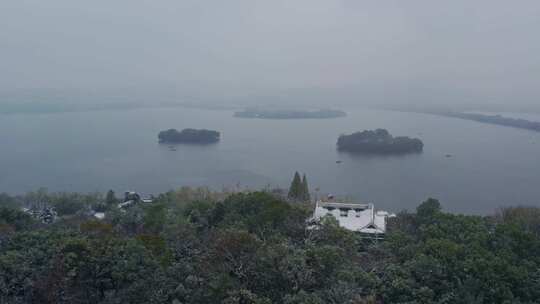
left=1, top=0, right=539, bottom=108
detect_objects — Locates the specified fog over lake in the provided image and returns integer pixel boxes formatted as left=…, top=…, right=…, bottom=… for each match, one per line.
left=1, top=106, right=539, bottom=214
left=2, top=0, right=540, bottom=215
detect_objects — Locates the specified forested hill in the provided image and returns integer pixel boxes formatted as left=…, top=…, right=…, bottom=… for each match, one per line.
left=1, top=189, right=540, bottom=303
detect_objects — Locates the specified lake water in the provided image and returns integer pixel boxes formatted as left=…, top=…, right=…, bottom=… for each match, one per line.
left=1, top=106, right=540, bottom=214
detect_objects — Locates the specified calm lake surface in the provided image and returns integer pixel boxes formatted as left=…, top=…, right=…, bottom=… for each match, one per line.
left=1, top=106, right=540, bottom=214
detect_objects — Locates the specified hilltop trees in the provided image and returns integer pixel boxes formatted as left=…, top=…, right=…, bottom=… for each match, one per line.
left=288, top=172, right=310, bottom=202
left=1, top=189, right=540, bottom=303
left=0, top=207, right=34, bottom=231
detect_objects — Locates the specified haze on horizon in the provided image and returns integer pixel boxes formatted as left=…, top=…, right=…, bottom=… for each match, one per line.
left=1, top=0, right=539, bottom=111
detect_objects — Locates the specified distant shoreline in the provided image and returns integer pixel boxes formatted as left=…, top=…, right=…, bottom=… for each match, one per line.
left=426, top=111, right=540, bottom=132
left=234, top=109, right=346, bottom=119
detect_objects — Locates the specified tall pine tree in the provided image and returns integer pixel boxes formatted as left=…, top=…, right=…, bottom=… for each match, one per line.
left=288, top=172, right=311, bottom=202
left=301, top=174, right=310, bottom=202
left=105, top=190, right=118, bottom=206
left=288, top=172, right=302, bottom=201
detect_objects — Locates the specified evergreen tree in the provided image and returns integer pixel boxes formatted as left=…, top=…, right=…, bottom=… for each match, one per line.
left=301, top=174, right=310, bottom=202
left=288, top=172, right=302, bottom=201
left=105, top=190, right=118, bottom=206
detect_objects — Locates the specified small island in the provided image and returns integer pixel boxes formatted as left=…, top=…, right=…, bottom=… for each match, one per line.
left=234, top=109, right=346, bottom=119
left=337, top=129, right=423, bottom=154
left=158, top=128, right=220, bottom=144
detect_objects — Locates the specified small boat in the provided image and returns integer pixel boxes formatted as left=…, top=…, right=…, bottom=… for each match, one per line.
left=336, top=160, right=343, bottom=164
left=168, top=146, right=177, bottom=151
left=445, top=154, right=452, bottom=158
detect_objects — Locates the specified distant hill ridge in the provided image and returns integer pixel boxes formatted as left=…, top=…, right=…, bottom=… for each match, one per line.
left=234, top=108, right=346, bottom=119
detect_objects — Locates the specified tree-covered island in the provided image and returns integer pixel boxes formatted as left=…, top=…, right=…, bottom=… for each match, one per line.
left=158, top=128, right=220, bottom=144
left=234, top=108, right=346, bottom=119
left=337, top=128, right=424, bottom=154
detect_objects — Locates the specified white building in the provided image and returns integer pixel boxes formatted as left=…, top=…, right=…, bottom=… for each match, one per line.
left=118, top=191, right=153, bottom=209
left=312, top=201, right=395, bottom=234
left=93, top=212, right=106, bottom=220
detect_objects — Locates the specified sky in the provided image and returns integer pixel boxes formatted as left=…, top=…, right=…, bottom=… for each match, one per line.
left=1, top=0, right=540, bottom=109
